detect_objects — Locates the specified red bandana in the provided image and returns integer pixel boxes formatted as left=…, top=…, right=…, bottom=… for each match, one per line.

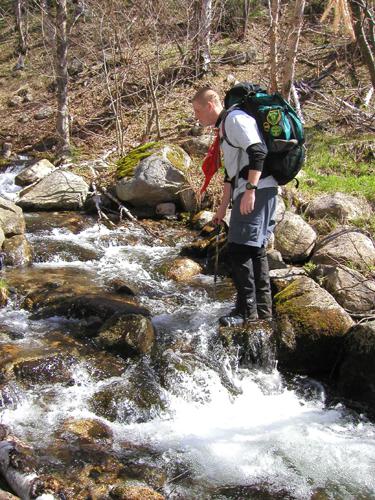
left=200, top=130, right=221, bottom=194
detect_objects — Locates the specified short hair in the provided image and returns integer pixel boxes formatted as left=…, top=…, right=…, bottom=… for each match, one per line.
left=192, top=87, right=221, bottom=106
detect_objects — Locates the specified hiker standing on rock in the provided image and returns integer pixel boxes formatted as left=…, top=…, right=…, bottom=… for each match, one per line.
left=192, top=87, right=278, bottom=326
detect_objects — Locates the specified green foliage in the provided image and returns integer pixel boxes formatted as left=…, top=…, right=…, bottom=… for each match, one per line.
left=0, top=279, right=8, bottom=290
left=116, top=142, right=159, bottom=179
left=301, top=130, right=375, bottom=201
left=303, top=262, right=317, bottom=276
left=350, top=215, right=375, bottom=238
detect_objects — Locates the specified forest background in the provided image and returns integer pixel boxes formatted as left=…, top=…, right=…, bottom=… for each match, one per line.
left=0, top=0, right=374, bottom=231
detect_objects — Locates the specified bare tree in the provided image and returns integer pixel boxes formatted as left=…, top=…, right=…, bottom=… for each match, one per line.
left=348, top=0, right=375, bottom=89
left=55, top=0, right=70, bottom=157
left=268, top=0, right=280, bottom=93
left=14, top=0, right=28, bottom=70
left=279, top=0, right=306, bottom=99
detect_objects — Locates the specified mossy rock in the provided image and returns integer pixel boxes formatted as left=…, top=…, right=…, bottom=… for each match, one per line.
left=274, top=276, right=354, bottom=375
left=116, top=142, right=190, bottom=179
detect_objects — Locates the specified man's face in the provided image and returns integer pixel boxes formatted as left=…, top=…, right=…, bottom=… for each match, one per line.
left=193, top=100, right=214, bottom=127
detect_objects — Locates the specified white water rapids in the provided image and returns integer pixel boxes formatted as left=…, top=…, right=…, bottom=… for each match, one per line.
left=1, top=166, right=375, bottom=499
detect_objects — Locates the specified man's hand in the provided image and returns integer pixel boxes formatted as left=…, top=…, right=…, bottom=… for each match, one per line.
left=240, top=189, right=256, bottom=215
left=212, top=204, right=227, bottom=225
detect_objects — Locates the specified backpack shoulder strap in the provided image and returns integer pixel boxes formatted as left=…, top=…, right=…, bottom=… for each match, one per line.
left=220, top=106, right=240, bottom=149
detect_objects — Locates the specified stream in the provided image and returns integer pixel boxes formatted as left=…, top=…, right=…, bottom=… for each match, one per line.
left=1, top=162, right=375, bottom=499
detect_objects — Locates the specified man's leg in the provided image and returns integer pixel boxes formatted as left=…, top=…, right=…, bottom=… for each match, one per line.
left=252, top=246, right=273, bottom=319
left=219, top=243, right=258, bottom=327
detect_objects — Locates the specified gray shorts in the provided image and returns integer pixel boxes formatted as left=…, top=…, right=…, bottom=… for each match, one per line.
left=228, top=187, right=278, bottom=247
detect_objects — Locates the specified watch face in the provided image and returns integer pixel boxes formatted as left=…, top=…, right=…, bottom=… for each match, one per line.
left=246, top=182, right=256, bottom=190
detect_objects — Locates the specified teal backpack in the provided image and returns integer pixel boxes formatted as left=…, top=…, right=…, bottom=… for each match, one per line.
left=222, top=82, right=305, bottom=186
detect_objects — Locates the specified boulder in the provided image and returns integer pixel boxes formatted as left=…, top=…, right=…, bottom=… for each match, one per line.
left=162, top=257, right=202, bottom=282
left=181, top=135, right=212, bottom=156
left=34, top=106, right=54, bottom=120
left=3, top=234, right=32, bottom=266
left=97, top=313, right=155, bottom=355
left=305, top=192, right=372, bottom=222
left=274, top=211, right=317, bottom=262
left=337, top=321, right=375, bottom=415
left=191, top=210, right=214, bottom=229
left=88, top=361, right=166, bottom=423
left=17, top=169, right=89, bottom=211
left=0, top=227, right=4, bottom=248
left=15, top=159, right=54, bottom=187
left=0, top=196, right=26, bottom=235
left=12, top=353, right=75, bottom=386
left=314, top=264, right=375, bottom=313
left=311, top=226, right=375, bottom=270
left=58, top=417, right=113, bottom=445
left=270, top=266, right=307, bottom=293
left=116, top=144, right=194, bottom=210
left=275, top=195, right=286, bottom=223
left=274, top=276, right=354, bottom=375
left=155, top=202, right=176, bottom=217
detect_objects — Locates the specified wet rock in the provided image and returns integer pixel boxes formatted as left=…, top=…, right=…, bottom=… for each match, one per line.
left=24, top=211, right=96, bottom=233
left=17, top=169, right=89, bottom=211
left=0, top=381, right=22, bottom=409
left=12, top=353, right=76, bottom=386
left=337, top=321, right=375, bottom=416
left=116, top=144, right=193, bottom=210
left=0, top=282, right=8, bottom=307
left=3, top=234, right=32, bottom=266
left=32, top=237, right=99, bottom=263
left=274, top=211, right=317, bottom=262
left=58, top=418, right=113, bottom=445
left=313, top=264, right=375, bottom=313
left=89, top=361, right=166, bottom=423
left=15, top=159, right=54, bottom=187
left=0, top=196, right=26, bottom=236
left=274, top=276, right=354, bottom=375
left=220, top=320, right=276, bottom=369
left=161, top=257, right=202, bottom=282
left=108, top=279, right=137, bottom=297
left=311, top=226, right=375, bottom=271
left=305, top=192, right=372, bottom=223
left=97, top=313, right=155, bottom=355
left=191, top=210, right=214, bottom=230
left=110, top=484, right=164, bottom=500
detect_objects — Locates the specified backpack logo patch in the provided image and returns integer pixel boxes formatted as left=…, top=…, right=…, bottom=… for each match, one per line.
left=266, top=109, right=281, bottom=126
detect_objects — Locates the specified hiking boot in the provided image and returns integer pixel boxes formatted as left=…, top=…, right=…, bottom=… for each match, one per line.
left=219, top=307, right=258, bottom=327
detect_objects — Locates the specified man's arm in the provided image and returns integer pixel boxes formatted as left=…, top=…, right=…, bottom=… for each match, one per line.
left=240, top=142, right=267, bottom=215
left=213, top=182, right=231, bottom=224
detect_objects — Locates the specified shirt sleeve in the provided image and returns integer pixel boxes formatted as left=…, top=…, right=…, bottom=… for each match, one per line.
left=224, top=111, right=263, bottom=150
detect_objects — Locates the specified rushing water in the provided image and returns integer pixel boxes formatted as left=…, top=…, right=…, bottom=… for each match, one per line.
left=1, top=165, right=375, bottom=499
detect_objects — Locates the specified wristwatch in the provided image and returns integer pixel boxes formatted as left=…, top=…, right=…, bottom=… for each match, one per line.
left=245, top=182, right=258, bottom=190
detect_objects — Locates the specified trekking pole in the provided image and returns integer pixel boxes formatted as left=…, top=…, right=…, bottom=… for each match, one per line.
left=213, top=224, right=221, bottom=300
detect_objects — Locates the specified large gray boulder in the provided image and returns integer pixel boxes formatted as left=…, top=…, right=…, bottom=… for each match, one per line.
left=17, top=169, right=89, bottom=211
left=274, top=211, right=317, bottom=262
left=116, top=144, right=195, bottom=210
left=314, top=264, right=375, bottom=313
left=311, top=226, right=375, bottom=271
left=15, top=158, right=54, bottom=187
left=275, top=195, right=286, bottom=223
left=337, top=321, right=375, bottom=416
left=0, top=196, right=25, bottom=236
left=274, top=275, right=354, bottom=375
left=305, top=192, right=372, bottom=222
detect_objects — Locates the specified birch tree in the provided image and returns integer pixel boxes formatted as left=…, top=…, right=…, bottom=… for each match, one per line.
left=14, top=0, right=28, bottom=70
left=55, top=0, right=70, bottom=157
left=279, top=0, right=306, bottom=99
left=195, top=0, right=212, bottom=75
left=268, top=0, right=280, bottom=93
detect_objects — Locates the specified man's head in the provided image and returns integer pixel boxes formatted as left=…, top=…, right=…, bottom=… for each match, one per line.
left=192, top=88, right=223, bottom=127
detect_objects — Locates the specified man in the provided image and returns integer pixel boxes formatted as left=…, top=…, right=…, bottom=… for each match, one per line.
left=192, top=87, right=278, bottom=327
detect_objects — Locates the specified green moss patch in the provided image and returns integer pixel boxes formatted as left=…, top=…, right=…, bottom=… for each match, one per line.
left=116, top=142, right=159, bottom=179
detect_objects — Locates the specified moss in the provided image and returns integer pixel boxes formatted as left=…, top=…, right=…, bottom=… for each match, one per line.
left=116, top=142, right=159, bottom=179
left=166, top=145, right=188, bottom=172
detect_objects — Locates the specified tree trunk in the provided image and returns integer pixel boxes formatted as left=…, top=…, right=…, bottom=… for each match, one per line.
left=268, top=0, right=280, bottom=93
left=14, top=0, right=28, bottom=70
left=55, top=0, right=70, bottom=157
left=349, top=0, right=375, bottom=89
left=198, top=0, right=212, bottom=74
left=243, top=0, right=251, bottom=40
left=279, top=0, right=306, bottom=99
